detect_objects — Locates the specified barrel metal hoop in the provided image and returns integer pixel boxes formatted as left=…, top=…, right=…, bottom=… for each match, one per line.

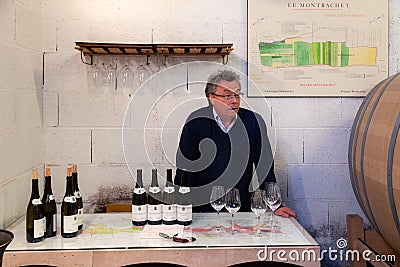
left=387, top=111, right=400, bottom=237
left=360, top=73, right=400, bottom=228
left=349, top=80, right=384, bottom=218
left=348, top=80, right=385, bottom=218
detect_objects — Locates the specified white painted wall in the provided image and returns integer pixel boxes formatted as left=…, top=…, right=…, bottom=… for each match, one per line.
left=0, top=0, right=44, bottom=229
left=1, top=0, right=400, bottom=265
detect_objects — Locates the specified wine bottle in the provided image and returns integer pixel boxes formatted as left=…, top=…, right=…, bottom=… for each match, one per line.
left=176, top=169, right=192, bottom=225
left=162, top=169, right=176, bottom=225
left=26, top=169, right=45, bottom=243
left=72, top=164, right=83, bottom=230
left=147, top=169, right=162, bottom=225
left=61, top=167, right=78, bottom=238
left=42, top=167, right=57, bottom=238
left=131, top=169, right=148, bottom=226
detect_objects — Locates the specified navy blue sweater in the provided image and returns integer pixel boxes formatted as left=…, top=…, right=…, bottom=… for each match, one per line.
left=175, top=106, right=276, bottom=212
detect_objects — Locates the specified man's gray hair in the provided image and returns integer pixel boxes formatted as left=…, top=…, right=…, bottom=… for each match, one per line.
left=204, top=69, right=241, bottom=97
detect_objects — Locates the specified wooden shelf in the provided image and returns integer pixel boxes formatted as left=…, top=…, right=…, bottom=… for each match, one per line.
left=75, top=42, right=233, bottom=57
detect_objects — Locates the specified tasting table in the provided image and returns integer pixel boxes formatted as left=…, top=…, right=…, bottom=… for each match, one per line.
left=4, top=212, right=320, bottom=267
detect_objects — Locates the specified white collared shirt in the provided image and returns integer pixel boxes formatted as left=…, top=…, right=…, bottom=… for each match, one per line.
left=212, top=107, right=238, bottom=133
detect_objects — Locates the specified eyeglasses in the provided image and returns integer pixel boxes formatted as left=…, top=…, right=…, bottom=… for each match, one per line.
left=211, top=93, right=243, bottom=101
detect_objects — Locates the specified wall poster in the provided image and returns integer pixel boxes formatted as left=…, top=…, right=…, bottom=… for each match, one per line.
left=247, top=0, right=388, bottom=97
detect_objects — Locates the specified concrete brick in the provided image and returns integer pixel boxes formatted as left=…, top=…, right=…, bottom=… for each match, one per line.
left=44, top=53, right=89, bottom=92
left=123, top=128, right=163, bottom=165
left=153, top=22, right=222, bottom=43
left=328, top=199, right=369, bottom=237
left=287, top=164, right=353, bottom=200
left=340, top=98, right=363, bottom=128
left=269, top=98, right=343, bottom=128
left=44, top=128, right=91, bottom=164
left=0, top=43, right=28, bottom=89
left=275, top=129, right=304, bottom=164
left=0, top=134, right=18, bottom=183
left=15, top=128, right=43, bottom=173
left=0, top=0, right=16, bottom=43
left=222, top=22, right=248, bottom=54
left=15, top=89, right=43, bottom=130
left=0, top=90, right=16, bottom=136
left=43, top=91, right=59, bottom=127
left=15, top=3, right=42, bottom=51
left=59, top=91, right=131, bottom=127
left=304, top=128, right=350, bottom=164
left=92, top=129, right=125, bottom=164
left=44, top=1, right=153, bottom=53
left=285, top=198, right=329, bottom=236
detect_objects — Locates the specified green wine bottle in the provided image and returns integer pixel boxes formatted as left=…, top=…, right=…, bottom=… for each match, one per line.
left=61, top=167, right=78, bottom=238
left=72, top=164, right=83, bottom=230
left=26, top=169, right=45, bottom=243
left=42, top=167, right=57, bottom=238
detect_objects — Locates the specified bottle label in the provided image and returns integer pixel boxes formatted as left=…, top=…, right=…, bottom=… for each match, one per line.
left=149, top=187, right=160, bottom=194
left=64, top=196, right=76, bottom=203
left=63, top=214, right=78, bottom=233
left=162, top=204, right=176, bottom=221
left=132, top=205, right=147, bottom=221
left=133, top=188, right=145, bottom=194
left=148, top=204, right=162, bottom=221
left=49, top=195, right=55, bottom=201
left=176, top=204, right=192, bottom=222
left=163, top=187, right=175, bottom=194
left=74, top=191, right=82, bottom=198
left=52, top=214, right=57, bottom=232
left=34, top=217, right=45, bottom=238
left=32, top=198, right=42, bottom=205
left=179, top=187, right=190, bottom=194
left=78, top=208, right=84, bottom=226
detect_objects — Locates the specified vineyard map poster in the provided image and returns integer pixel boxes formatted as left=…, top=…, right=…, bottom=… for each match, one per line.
left=247, top=0, right=388, bottom=97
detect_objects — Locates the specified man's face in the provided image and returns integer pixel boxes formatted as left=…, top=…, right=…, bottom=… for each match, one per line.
left=209, top=80, right=241, bottom=120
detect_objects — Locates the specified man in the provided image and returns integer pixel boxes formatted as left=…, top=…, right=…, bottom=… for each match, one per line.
left=175, top=69, right=295, bottom=218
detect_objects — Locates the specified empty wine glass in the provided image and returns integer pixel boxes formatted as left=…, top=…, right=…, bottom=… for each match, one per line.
left=210, top=186, right=225, bottom=231
left=91, top=62, right=102, bottom=88
left=136, top=56, right=152, bottom=85
left=265, top=182, right=282, bottom=230
left=105, top=62, right=117, bottom=92
left=225, top=188, right=241, bottom=235
left=119, top=62, right=134, bottom=91
left=251, top=189, right=267, bottom=236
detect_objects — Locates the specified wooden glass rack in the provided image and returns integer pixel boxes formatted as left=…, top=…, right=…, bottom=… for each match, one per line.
left=75, top=42, right=234, bottom=64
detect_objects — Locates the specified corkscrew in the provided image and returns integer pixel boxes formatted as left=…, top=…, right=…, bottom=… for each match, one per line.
left=159, top=232, right=196, bottom=243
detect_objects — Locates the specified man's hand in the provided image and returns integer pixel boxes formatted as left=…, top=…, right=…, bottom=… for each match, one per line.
left=275, top=206, right=296, bottom=218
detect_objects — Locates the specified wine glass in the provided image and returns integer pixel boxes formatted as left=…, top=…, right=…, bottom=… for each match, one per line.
left=91, top=62, right=102, bottom=88
left=225, top=188, right=241, bottom=235
left=105, top=62, right=117, bottom=92
left=210, top=186, right=225, bottom=231
left=265, top=182, right=282, bottom=230
left=119, top=62, right=134, bottom=92
left=251, top=189, right=267, bottom=236
left=136, top=56, right=152, bottom=85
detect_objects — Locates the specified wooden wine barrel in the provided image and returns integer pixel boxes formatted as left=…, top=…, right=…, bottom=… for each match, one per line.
left=349, top=72, right=400, bottom=254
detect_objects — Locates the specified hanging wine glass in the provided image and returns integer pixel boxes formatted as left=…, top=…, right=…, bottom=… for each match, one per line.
left=119, top=61, right=134, bottom=92
left=91, top=57, right=103, bottom=89
left=105, top=61, right=117, bottom=93
left=136, top=55, right=152, bottom=85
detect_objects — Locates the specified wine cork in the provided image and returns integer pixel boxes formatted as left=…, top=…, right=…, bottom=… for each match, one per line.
left=67, top=167, right=72, bottom=177
left=31, top=169, right=38, bottom=180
